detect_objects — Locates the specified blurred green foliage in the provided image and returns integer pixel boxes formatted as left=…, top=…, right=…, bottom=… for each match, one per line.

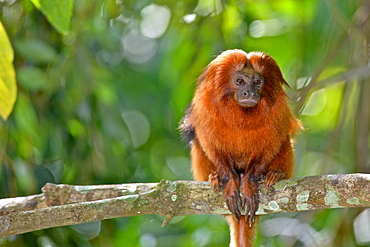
left=0, top=0, right=369, bottom=246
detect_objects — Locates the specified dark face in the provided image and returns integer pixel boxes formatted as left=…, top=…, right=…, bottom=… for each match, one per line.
left=232, top=65, right=264, bottom=107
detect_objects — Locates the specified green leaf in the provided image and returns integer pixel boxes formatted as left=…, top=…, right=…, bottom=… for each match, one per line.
left=14, top=39, right=57, bottom=64
left=17, top=67, right=49, bottom=91
left=0, top=21, right=17, bottom=120
left=30, top=0, right=74, bottom=35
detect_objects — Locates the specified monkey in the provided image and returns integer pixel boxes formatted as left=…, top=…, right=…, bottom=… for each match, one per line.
left=179, top=49, right=302, bottom=247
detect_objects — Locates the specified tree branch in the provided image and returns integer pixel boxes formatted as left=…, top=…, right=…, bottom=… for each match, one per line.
left=1, top=173, right=370, bottom=238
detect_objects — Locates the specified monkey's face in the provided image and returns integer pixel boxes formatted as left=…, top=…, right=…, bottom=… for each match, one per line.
left=232, top=65, right=264, bottom=107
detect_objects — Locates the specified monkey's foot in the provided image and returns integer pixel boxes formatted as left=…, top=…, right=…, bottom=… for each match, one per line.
left=265, top=170, right=284, bottom=187
left=209, top=172, right=221, bottom=191
left=209, top=172, right=223, bottom=191
left=224, top=179, right=242, bottom=222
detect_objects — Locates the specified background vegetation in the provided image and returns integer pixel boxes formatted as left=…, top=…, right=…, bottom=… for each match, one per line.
left=0, top=0, right=369, bottom=246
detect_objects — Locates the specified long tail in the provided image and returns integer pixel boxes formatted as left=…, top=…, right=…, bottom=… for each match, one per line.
left=226, top=215, right=259, bottom=247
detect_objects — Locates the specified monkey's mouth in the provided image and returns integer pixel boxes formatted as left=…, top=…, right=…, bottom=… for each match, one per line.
left=238, top=99, right=258, bottom=107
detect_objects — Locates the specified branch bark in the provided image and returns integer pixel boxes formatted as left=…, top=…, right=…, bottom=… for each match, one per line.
left=1, top=173, right=370, bottom=239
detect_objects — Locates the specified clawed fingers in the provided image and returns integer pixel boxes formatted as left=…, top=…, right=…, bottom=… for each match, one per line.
left=222, top=176, right=260, bottom=225
left=226, top=190, right=242, bottom=222
left=244, top=196, right=258, bottom=226
left=223, top=178, right=242, bottom=221
left=240, top=176, right=259, bottom=227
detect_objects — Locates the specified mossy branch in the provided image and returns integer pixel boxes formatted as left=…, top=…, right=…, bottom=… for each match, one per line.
left=1, top=173, right=370, bottom=239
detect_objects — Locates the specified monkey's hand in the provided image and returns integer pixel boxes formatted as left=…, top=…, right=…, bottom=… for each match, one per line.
left=224, top=178, right=242, bottom=222
left=209, top=172, right=243, bottom=220
left=241, top=176, right=259, bottom=227
left=265, top=170, right=284, bottom=187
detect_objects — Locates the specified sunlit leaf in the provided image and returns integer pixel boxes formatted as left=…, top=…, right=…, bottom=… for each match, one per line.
left=301, top=83, right=345, bottom=131
left=301, top=88, right=327, bottom=116
left=30, top=0, right=74, bottom=34
left=67, top=119, right=84, bottom=137
left=0, top=21, right=17, bottom=120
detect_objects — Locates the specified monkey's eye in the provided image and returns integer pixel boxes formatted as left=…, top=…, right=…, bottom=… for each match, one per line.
left=235, top=78, right=244, bottom=85
left=253, top=79, right=261, bottom=85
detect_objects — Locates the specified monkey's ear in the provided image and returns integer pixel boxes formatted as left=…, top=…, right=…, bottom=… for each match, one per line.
left=244, top=60, right=253, bottom=69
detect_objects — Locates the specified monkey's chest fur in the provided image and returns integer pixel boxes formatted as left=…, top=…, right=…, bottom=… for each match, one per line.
left=192, top=102, right=289, bottom=173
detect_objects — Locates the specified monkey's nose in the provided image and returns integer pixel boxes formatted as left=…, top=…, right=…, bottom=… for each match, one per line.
left=242, top=90, right=257, bottom=98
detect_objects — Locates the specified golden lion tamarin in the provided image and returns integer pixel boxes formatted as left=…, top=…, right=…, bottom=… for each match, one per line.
left=180, top=49, right=302, bottom=246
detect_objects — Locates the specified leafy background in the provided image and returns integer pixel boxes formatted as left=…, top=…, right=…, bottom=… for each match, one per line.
left=0, top=0, right=369, bottom=246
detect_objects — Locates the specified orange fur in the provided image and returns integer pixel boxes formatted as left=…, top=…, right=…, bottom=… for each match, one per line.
left=180, top=49, right=302, bottom=247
